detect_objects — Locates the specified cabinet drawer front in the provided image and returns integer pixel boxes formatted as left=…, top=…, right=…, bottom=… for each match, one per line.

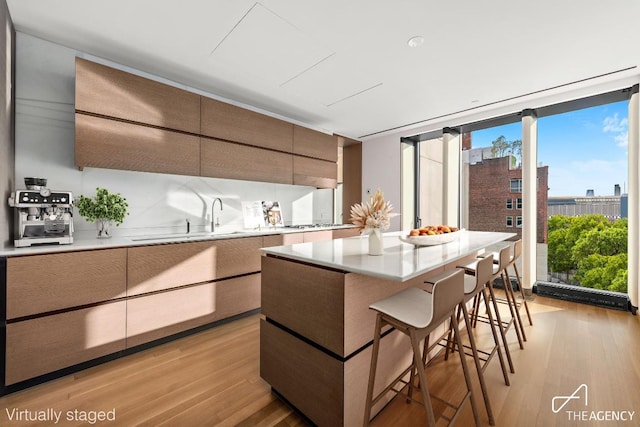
left=293, top=125, right=338, bottom=162
left=5, top=301, right=126, bottom=385
left=200, top=138, right=293, bottom=184
left=75, top=58, right=200, bottom=133
left=303, top=230, right=333, bottom=243
left=293, top=156, right=337, bottom=189
left=127, top=237, right=263, bottom=296
left=200, top=96, right=293, bottom=152
left=262, top=233, right=304, bottom=248
left=6, top=249, right=127, bottom=319
left=75, top=114, right=201, bottom=176
left=126, top=274, right=260, bottom=348
left=332, top=228, right=360, bottom=239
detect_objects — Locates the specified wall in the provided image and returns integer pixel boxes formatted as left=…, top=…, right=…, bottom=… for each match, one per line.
left=0, top=0, right=14, bottom=246
left=14, top=33, right=333, bottom=237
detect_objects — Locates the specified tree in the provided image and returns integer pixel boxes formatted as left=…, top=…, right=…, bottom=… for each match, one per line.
left=490, top=135, right=522, bottom=167
left=490, top=136, right=510, bottom=158
left=547, top=214, right=628, bottom=292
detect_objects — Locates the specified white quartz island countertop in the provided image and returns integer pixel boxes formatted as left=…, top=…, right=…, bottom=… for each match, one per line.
left=260, top=230, right=516, bottom=282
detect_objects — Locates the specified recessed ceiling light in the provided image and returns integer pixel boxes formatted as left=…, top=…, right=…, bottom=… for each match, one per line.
left=407, top=36, right=424, bottom=48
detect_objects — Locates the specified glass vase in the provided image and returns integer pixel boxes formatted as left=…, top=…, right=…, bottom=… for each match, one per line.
left=96, top=218, right=113, bottom=239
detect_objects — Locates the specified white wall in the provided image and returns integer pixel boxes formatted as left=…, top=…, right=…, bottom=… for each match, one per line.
left=361, top=135, right=402, bottom=231
left=14, top=33, right=334, bottom=237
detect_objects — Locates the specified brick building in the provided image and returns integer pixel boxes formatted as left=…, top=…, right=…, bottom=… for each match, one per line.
left=467, top=156, right=549, bottom=243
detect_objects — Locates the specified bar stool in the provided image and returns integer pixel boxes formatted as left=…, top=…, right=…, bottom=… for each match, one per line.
left=461, top=246, right=523, bottom=369
left=488, top=240, right=533, bottom=326
left=363, top=269, right=481, bottom=427
left=444, top=254, right=510, bottom=426
left=481, top=243, right=527, bottom=342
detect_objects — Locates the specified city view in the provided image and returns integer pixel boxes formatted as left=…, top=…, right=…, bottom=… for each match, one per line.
left=468, top=100, right=629, bottom=293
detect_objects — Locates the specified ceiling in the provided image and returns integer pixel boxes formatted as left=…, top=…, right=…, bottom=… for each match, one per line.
left=6, top=1, right=640, bottom=140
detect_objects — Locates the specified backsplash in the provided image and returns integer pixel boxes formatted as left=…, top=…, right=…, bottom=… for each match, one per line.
left=14, top=33, right=334, bottom=238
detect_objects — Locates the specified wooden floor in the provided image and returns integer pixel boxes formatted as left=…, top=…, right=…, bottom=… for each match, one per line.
left=1, top=294, right=639, bottom=427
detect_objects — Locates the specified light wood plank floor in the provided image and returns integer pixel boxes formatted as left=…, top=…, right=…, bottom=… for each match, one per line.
left=1, top=294, right=638, bottom=426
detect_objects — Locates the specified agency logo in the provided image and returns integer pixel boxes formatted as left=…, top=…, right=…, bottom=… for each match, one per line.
left=552, top=384, right=636, bottom=422
left=552, top=383, right=588, bottom=413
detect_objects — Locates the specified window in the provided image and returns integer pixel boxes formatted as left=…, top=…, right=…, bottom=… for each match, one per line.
left=510, top=179, right=522, bottom=193
left=516, top=198, right=522, bottom=209
left=516, top=216, right=522, bottom=228
left=506, top=216, right=513, bottom=227
left=506, top=199, right=513, bottom=209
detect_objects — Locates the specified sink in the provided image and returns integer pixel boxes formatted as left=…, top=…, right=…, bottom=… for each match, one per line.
left=130, top=231, right=241, bottom=242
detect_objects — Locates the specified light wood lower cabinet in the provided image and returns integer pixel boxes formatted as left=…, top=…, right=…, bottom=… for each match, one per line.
left=303, top=229, right=333, bottom=243
left=261, top=319, right=413, bottom=427
left=75, top=113, right=201, bottom=175
left=201, top=138, right=293, bottom=185
left=5, top=301, right=126, bottom=385
left=332, top=227, right=360, bottom=239
left=262, top=233, right=304, bottom=247
left=6, top=248, right=126, bottom=319
left=126, top=274, right=260, bottom=348
left=127, top=237, right=263, bottom=296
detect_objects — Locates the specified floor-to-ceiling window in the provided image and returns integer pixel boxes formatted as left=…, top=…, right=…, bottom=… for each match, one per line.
left=538, top=99, right=629, bottom=293
left=401, top=87, right=635, bottom=306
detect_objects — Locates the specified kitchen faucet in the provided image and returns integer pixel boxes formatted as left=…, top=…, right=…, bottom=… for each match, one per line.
left=211, top=197, right=223, bottom=232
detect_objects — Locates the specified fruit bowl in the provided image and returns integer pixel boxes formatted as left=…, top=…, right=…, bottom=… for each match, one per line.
left=399, top=228, right=463, bottom=246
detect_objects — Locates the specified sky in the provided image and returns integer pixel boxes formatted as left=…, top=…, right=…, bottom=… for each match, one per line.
left=471, top=100, right=629, bottom=197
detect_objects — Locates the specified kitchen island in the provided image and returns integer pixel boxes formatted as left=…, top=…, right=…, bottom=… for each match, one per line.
left=260, top=230, right=515, bottom=427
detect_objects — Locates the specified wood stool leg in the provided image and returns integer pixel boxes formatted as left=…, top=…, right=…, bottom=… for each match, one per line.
left=512, top=262, right=533, bottom=325
left=409, top=329, right=437, bottom=427
left=501, top=270, right=524, bottom=349
left=483, top=286, right=510, bottom=386
left=452, top=312, right=482, bottom=427
left=504, top=270, right=527, bottom=343
left=444, top=305, right=462, bottom=361
left=363, top=315, right=383, bottom=427
left=461, top=302, right=495, bottom=425
left=486, top=279, right=515, bottom=373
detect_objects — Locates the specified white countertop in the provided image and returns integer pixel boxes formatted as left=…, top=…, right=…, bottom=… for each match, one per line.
left=0, top=225, right=355, bottom=257
left=260, top=230, right=516, bottom=282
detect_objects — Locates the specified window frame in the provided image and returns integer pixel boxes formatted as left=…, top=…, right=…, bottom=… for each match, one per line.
left=510, top=178, right=522, bottom=193
left=506, top=198, right=513, bottom=209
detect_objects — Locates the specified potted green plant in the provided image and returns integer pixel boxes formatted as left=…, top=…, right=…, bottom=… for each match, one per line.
left=77, top=187, right=129, bottom=238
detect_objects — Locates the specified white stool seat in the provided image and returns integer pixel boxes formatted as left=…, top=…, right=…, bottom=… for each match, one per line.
left=463, top=274, right=478, bottom=297
left=369, top=287, right=433, bottom=329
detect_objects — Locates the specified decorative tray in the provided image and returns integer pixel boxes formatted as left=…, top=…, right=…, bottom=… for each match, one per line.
left=399, top=229, right=462, bottom=246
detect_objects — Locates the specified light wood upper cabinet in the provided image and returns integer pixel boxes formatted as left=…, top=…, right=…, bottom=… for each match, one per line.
left=6, top=249, right=127, bottom=319
left=75, top=58, right=200, bottom=133
left=201, top=138, right=293, bottom=185
left=293, top=156, right=337, bottom=189
left=293, top=125, right=338, bottom=162
left=201, top=96, right=293, bottom=152
left=75, top=114, right=201, bottom=175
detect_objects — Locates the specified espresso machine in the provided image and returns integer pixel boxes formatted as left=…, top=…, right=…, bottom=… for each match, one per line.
left=8, top=178, right=74, bottom=247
